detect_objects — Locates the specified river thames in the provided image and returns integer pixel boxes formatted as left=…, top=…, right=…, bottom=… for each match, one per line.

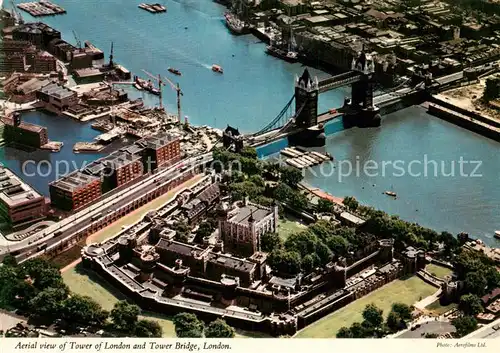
left=1, top=0, right=499, bottom=245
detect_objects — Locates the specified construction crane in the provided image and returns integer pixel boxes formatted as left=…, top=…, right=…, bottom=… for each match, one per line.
left=163, top=75, right=183, bottom=123
left=72, top=30, right=82, bottom=49
left=141, top=69, right=166, bottom=110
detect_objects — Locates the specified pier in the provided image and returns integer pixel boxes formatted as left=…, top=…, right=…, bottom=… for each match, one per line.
left=280, top=147, right=332, bottom=170
left=17, top=1, right=66, bottom=17
left=138, top=3, right=167, bottom=13
left=73, top=142, right=105, bottom=153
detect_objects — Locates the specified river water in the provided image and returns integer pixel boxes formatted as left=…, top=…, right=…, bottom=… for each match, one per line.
left=1, top=0, right=499, bottom=245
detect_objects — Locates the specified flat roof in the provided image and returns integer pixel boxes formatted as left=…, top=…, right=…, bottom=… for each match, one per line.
left=135, top=132, right=178, bottom=150
left=0, top=166, right=42, bottom=207
left=39, top=82, right=76, bottom=99
left=50, top=171, right=100, bottom=193
left=305, top=16, right=331, bottom=24
left=228, top=203, right=273, bottom=226
left=207, top=252, right=255, bottom=273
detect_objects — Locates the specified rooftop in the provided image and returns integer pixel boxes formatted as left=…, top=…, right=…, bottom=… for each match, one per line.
left=228, top=202, right=274, bottom=226
left=0, top=166, right=43, bottom=207
left=50, top=171, right=100, bottom=193
left=38, top=82, right=76, bottom=99
left=135, top=132, right=178, bottom=150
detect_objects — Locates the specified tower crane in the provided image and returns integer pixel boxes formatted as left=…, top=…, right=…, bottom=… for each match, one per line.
left=141, top=69, right=165, bottom=110
left=72, top=30, right=82, bottom=49
left=163, top=75, right=183, bottom=123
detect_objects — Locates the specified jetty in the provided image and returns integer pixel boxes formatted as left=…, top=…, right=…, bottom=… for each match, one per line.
left=280, top=147, right=333, bottom=170
left=17, top=1, right=66, bottom=17
left=40, top=141, right=63, bottom=152
left=138, top=3, right=167, bottom=13
left=73, top=142, right=105, bottom=153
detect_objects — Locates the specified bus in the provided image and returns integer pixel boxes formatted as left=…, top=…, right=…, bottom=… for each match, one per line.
left=91, top=213, right=102, bottom=221
left=36, top=243, right=48, bottom=252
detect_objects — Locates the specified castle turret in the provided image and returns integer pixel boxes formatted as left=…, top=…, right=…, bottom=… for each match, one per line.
left=294, top=68, right=319, bottom=128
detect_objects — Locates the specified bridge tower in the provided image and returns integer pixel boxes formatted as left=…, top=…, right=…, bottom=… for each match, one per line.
left=295, top=68, right=319, bottom=127
left=344, top=47, right=381, bottom=127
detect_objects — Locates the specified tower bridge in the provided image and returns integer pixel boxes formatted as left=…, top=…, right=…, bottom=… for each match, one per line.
left=223, top=49, right=463, bottom=151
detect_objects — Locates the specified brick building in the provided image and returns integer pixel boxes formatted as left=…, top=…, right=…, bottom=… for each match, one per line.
left=0, top=166, right=46, bottom=229
left=49, top=171, right=102, bottom=211
left=2, top=112, right=48, bottom=148
left=84, top=151, right=144, bottom=193
left=135, top=133, right=181, bottom=172
left=12, top=22, right=61, bottom=50
left=218, top=199, right=279, bottom=258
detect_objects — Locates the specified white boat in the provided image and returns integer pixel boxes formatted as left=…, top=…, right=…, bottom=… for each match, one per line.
left=495, top=230, right=500, bottom=240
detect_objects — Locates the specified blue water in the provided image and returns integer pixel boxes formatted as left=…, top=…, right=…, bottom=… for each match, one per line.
left=1, top=0, right=499, bottom=245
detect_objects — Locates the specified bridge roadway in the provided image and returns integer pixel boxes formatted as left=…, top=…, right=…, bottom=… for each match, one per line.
left=318, top=71, right=361, bottom=93
left=0, top=153, right=214, bottom=262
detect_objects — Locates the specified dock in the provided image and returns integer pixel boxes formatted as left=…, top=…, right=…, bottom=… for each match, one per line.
left=138, top=3, right=167, bottom=13
left=280, top=147, right=333, bottom=170
left=73, top=142, right=105, bottom=153
left=17, top=1, right=66, bottom=17
left=40, top=141, right=63, bottom=152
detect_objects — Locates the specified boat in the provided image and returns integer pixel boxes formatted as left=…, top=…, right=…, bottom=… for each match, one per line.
left=168, top=67, right=182, bottom=76
left=266, top=44, right=299, bottom=63
left=384, top=191, right=397, bottom=197
left=265, top=25, right=298, bottom=63
left=224, top=12, right=250, bottom=35
left=495, top=231, right=500, bottom=240
left=133, top=83, right=143, bottom=90
left=212, top=65, right=223, bottom=74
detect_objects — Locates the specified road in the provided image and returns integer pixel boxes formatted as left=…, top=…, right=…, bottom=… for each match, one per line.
left=397, top=320, right=456, bottom=338
left=0, top=153, right=213, bottom=262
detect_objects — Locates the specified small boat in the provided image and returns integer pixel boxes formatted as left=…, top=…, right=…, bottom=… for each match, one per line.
left=168, top=67, right=182, bottom=76
left=495, top=231, right=500, bottom=240
left=384, top=191, right=397, bottom=197
left=212, top=64, right=223, bottom=74
left=133, top=83, right=143, bottom=90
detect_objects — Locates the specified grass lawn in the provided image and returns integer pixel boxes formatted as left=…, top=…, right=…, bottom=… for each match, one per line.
left=294, top=276, right=436, bottom=338
left=62, top=264, right=268, bottom=337
left=425, top=264, right=453, bottom=279
left=88, top=175, right=204, bottom=245
left=425, top=299, right=457, bottom=316
left=277, top=218, right=307, bottom=241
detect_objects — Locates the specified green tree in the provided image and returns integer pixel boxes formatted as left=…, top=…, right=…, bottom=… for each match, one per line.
left=452, top=316, right=478, bottom=337
left=173, top=221, right=191, bottom=242
left=2, top=255, right=17, bottom=267
left=362, top=304, right=384, bottom=328
left=205, top=319, right=235, bottom=338
left=386, top=311, right=403, bottom=332
left=336, top=326, right=353, bottom=338
left=465, top=271, right=488, bottom=296
left=110, top=301, right=140, bottom=332
left=240, top=146, right=257, bottom=159
left=349, top=322, right=366, bottom=338
left=196, top=222, right=215, bottom=240
left=62, top=294, right=109, bottom=326
left=29, top=287, right=68, bottom=320
left=326, top=235, right=349, bottom=257
left=317, top=198, right=334, bottom=213
left=173, top=313, right=204, bottom=338
left=459, top=294, right=483, bottom=316
left=280, top=166, right=303, bottom=188
left=267, top=249, right=301, bottom=275
left=261, top=232, right=282, bottom=253
left=343, top=196, right=359, bottom=211
left=135, top=319, right=163, bottom=337
left=289, top=191, right=308, bottom=210
left=391, top=303, right=412, bottom=321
